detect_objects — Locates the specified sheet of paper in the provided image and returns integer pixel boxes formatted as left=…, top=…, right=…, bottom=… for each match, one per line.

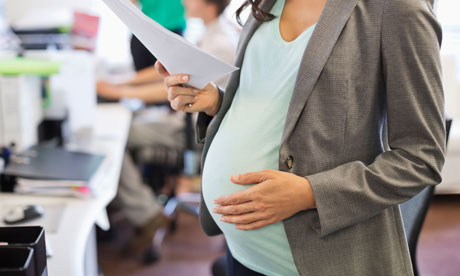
left=103, top=0, right=239, bottom=89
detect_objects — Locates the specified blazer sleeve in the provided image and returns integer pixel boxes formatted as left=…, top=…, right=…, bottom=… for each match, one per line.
left=306, top=0, right=446, bottom=238
left=195, top=87, right=225, bottom=144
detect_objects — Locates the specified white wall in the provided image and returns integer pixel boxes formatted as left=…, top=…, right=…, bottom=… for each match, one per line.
left=435, top=0, right=460, bottom=193
left=93, top=0, right=131, bottom=70
left=436, top=0, right=460, bottom=119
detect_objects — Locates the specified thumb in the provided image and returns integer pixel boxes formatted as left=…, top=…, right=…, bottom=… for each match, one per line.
left=154, top=61, right=169, bottom=77
left=230, top=170, right=274, bottom=185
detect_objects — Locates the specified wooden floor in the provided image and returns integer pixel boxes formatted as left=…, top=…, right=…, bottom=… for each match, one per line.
left=98, top=195, right=460, bottom=276
left=418, top=195, right=460, bottom=276
left=98, top=211, right=225, bottom=276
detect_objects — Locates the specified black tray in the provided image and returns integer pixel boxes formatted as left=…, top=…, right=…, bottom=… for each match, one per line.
left=0, top=247, right=36, bottom=276
left=0, top=226, right=47, bottom=276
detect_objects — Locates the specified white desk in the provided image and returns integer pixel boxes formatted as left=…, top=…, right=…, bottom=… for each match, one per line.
left=0, top=103, right=131, bottom=276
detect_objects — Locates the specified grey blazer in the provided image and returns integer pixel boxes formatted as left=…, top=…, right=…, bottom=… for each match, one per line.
left=195, top=0, right=445, bottom=275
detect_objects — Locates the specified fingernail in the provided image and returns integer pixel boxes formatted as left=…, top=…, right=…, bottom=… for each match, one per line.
left=213, top=208, right=217, bottom=213
left=192, top=89, right=199, bottom=95
left=220, top=216, right=225, bottom=222
left=194, top=96, right=198, bottom=101
left=182, top=75, right=189, bottom=81
left=231, top=175, right=240, bottom=181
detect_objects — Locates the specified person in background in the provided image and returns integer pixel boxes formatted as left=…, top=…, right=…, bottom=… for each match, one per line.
left=185, top=0, right=238, bottom=83
left=98, top=0, right=238, bottom=256
left=130, top=0, right=186, bottom=71
left=97, top=0, right=237, bottom=100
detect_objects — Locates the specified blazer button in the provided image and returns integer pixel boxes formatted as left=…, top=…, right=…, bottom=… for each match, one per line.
left=286, top=156, right=294, bottom=170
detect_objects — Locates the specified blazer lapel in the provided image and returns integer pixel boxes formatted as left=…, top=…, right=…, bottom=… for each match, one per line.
left=281, top=0, right=359, bottom=145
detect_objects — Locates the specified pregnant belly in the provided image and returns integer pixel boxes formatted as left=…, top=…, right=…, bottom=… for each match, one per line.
left=201, top=127, right=285, bottom=244
left=201, top=132, right=279, bottom=225
left=201, top=140, right=298, bottom=276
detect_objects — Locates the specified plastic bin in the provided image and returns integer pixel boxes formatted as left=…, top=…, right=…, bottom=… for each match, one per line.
left=0, top=247, right=36, bottom=276
left=0, top=226, right=47, bottom=276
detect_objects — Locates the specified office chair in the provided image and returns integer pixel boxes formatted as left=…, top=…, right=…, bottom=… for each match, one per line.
left=400, top=118, right=452, bottom=276
left=212, top=254, right=227, bottom=276
left=135, top=113, right=199, bottom=193
left=135, top=112, right=202, bottom=264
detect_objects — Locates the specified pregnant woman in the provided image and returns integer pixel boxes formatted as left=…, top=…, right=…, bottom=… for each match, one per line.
left=156, top=0, right=445, bottom=275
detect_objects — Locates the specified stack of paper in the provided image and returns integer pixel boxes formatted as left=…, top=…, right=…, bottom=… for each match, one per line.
left=14, top=179, right=91, bottom=198
left=103, top=0, right=238, bottom=89
left=3, top=146, right=105, bottom=197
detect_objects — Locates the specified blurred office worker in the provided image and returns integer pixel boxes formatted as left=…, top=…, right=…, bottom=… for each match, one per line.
left=185, top=0, right=238, bottom=87
left=158, top=0, right=446, bottom=275
left=97, top=0, right=238, bottom=100
left=98, top=0, right=238, bottom=256
left=130, top=0, right=186, bottom=71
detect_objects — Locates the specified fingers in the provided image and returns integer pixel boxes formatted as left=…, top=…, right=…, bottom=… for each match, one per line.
left=170, top=95, right=197, bottom=112
left=164, top=74, right=191, bottom=88
left=167, top=85, right=201, bottom=112
left=235, top=220, right=272, bottom=231
left=220, top=212, right=269, bottom=226
left=214, top=189, right=253, bottom=206
left=155, top=61, right=191, bottom=88
left=231, top=169, right=275, bottom=185
left=167, top=86, right=199, bottom=101
left=214, top=189, right=259, bottom=205
left=155, top=61, right=210, bottom=113
left=213, top=201, right=257, bottom=215
left=213, top=194, right=273, bottom=228
left=154, top=61, right=169, bottom=77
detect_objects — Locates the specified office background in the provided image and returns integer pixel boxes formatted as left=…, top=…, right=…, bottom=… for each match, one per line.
left=0, top=0, right=459, bottom=275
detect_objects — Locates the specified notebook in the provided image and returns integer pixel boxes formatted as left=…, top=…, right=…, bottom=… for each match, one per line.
left=3, top=146, right=104, bottom=181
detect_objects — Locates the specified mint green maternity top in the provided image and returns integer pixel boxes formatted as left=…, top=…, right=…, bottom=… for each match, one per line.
left=202, top=0, right=316, bottom=275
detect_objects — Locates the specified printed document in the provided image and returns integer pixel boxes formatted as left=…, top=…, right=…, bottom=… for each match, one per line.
left=103, top=0, right=239, bottom=89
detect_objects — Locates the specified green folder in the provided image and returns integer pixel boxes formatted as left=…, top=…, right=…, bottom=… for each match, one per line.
left=0, top=58, right=61, bottom=76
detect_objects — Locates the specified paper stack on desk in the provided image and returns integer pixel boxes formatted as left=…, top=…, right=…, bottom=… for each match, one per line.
left=3, top=146, right=105, bottom=197
left=103, top=0, right=238, bottom=89
left=13, top=179, right=92, bottom=198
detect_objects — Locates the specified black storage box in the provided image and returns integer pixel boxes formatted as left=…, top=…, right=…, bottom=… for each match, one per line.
left=0, top=226, right=47, bottom=276
left=0, top=247, right=36, bottom=276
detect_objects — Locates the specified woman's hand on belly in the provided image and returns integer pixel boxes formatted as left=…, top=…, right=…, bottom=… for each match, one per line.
left=213, top=169, right=316, bottom=230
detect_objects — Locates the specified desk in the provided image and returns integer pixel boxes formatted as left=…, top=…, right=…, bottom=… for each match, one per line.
left=0, top=103, right=131, bottom=276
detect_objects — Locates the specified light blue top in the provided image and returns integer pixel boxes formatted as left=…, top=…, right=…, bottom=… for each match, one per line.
left=201, top=0, right=316, bottom=275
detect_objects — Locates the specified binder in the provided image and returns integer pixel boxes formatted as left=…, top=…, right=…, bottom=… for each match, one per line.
left=3, top=145, right=104, bottom=181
